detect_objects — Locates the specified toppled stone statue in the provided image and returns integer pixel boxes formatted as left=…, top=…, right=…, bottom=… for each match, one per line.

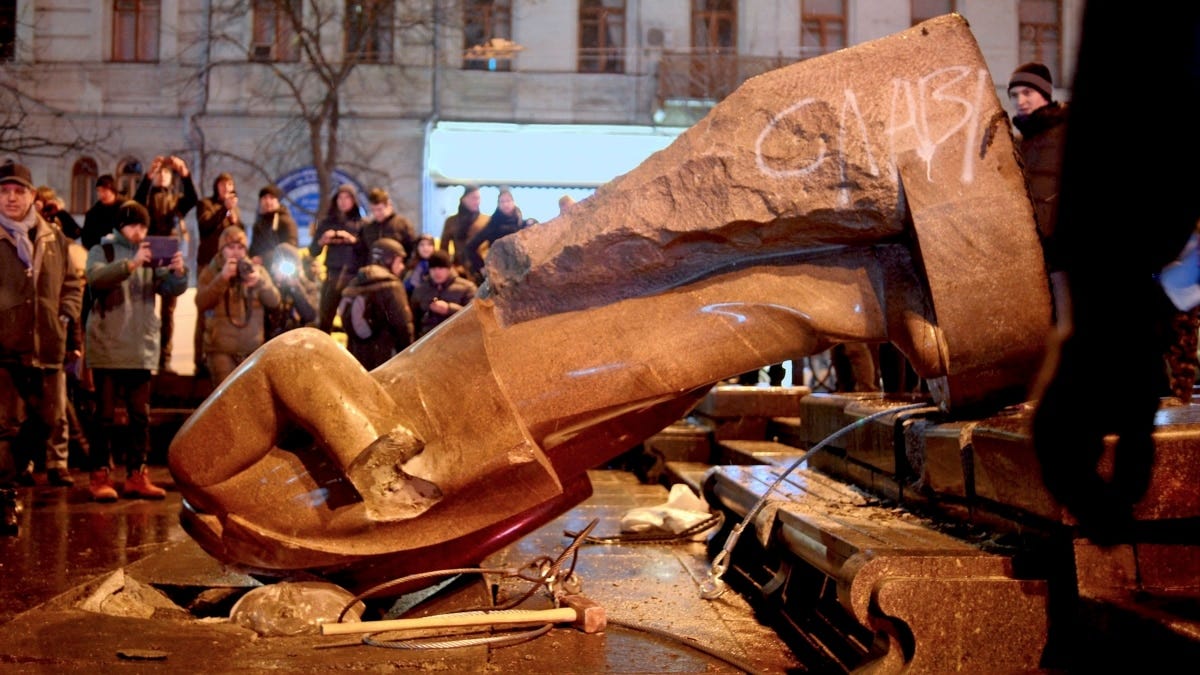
left=168, top=14, right=1050, bottom=590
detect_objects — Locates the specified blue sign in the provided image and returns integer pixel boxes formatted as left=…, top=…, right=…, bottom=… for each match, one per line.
left=275, top=166, right=367, bottom=246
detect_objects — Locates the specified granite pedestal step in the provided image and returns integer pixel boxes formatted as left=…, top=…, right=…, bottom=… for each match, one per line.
left=685, top=387, right=1200, bottom=668
left=660, top=461, right=711, bottom=495
left=701, top=462, right=1050, bottom=672
left=713, top=438, right=811, bottom=468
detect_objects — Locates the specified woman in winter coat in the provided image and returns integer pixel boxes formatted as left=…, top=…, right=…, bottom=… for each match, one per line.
left=308, top=184, right=364, bottom=333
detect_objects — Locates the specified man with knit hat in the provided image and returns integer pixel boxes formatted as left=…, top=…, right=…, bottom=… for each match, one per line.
left=337, top=236, right=414, bottom=370
left=196, top=225, right=281, bottom=385
left=84, top=199, right=188, bottom=501
left=82, top=175, right=123, bottom=250
left=410, top=249, right=476, bottom=338
left=0, top=161, right=83, bottom=509
left=248, top=184, right=299, bottom=273
left=1008, top=61, right=1070, bottom=320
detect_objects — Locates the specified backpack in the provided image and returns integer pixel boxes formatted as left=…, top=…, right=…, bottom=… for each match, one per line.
left=90, top=243, right=119, bottom=317
left=337, top=292, right=376, bottom=340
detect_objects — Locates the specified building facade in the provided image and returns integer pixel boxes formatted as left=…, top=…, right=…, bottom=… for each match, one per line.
left=0, top=0, right=1082, bottom=239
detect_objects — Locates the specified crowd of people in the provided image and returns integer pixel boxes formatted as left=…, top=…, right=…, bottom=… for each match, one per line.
left=0, top=160, right=538, bottom=521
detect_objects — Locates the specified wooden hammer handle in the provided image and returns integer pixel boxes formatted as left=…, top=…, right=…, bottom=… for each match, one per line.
left=321, top=607, right=577, bottom=636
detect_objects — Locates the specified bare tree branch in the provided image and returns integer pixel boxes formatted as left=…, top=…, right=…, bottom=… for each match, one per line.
left=188, top=0, right=458, bottom=233
left=0, top=75, right=113, bottom=159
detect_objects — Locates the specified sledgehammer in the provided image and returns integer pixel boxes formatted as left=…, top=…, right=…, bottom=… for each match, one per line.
left=320, top=594, right=606, bottom=636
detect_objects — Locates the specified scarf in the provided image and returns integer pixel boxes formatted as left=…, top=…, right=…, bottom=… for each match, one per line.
left=456, top=204, right=477, bottom=229
left=1012, top=101, right=1068, bottom=139
left=0, top=207, right=37, bottom=268
left=489, top=206, right=523, bottom=237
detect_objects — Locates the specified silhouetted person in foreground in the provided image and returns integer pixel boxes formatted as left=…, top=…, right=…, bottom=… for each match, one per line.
left=1031, top=2, right=1200, bottom=544
left=1029, top=3, right=1200, bottom=669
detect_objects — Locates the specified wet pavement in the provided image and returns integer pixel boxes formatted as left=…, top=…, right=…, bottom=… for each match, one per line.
left=0, top=466, right=802, bottom=673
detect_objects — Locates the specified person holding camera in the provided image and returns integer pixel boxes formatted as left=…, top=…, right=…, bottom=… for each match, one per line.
left=410, top=250, right=476, bottom=339
left=196, top=226, right=280, bottom=386
left=83, top=200, right=187, bottom=501
left=308, top=183, right=364, bottom=333
left=193, top=172, right=241, bottom=377
left=35, top=185, right=82, bottom=241
left=356, top=188, right=415, bottom=267
left=264, top=241, right=319, bottom=341
left=133, top=155, right=198, bottom=373
left=248, top=185, right=298, bottom=272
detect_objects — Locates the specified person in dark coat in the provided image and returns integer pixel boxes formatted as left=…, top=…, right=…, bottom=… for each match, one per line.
left=195, top=172, right=241, bottom=272
left=192, top=172, right=241, bottom=376
left=1008, top=62, right=1069, bottom=321
left=132, top=155, right=198, bottom=372
left=439, top=184, right=488, bottom=277
left=356, top=187, right=415, bottom=266
left=35, top=186, right=82, bottom=241
left=410, top=250, right=476, bottom=338
left=82, top=175, right=124, bottom=250
left=264, top=242, right=319, bottom=340
left=309, top=184, right=363, bottom=333
left=338, top=237, right=414, bottom=370
left=248, top=185, right=299, bottom=271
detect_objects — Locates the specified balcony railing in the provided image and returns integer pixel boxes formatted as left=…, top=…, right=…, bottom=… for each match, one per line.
left=656, top=51, right=799, bottom=105
left=577, top=46, right=626, bottom=74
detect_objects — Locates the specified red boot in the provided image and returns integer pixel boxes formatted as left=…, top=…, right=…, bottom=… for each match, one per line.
left=89, top=469, right=118, bottom=502
left=123, top=466, right=166, bottom=500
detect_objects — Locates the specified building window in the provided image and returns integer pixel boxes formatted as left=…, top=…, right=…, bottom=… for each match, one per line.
left=70, top=158, right=99, bottom=214
left=684, top=1, right=736, bottom=99
left=112, top=0, right=160, bottom=63
left=692, top=0, right=735, bottom=53
left=801, top=0, right=845, bottom=58
left=115, top=157, right=144, bottom=198
left=911, top=0, right=956, bottom=25
left=579, top=0, right=625, bottom=74
left=0, top=0, right=15, bottom=61
left=1018, top=0, right=1062, bottom=84
left=252, top=0, right=300, bottom=62
left=346, top=1, right=393, bottom=64
left=463, top=0, right=513, bottom=71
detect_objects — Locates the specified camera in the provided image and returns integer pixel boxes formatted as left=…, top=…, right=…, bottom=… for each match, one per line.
left=237, top=259, right=255, bottom=280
